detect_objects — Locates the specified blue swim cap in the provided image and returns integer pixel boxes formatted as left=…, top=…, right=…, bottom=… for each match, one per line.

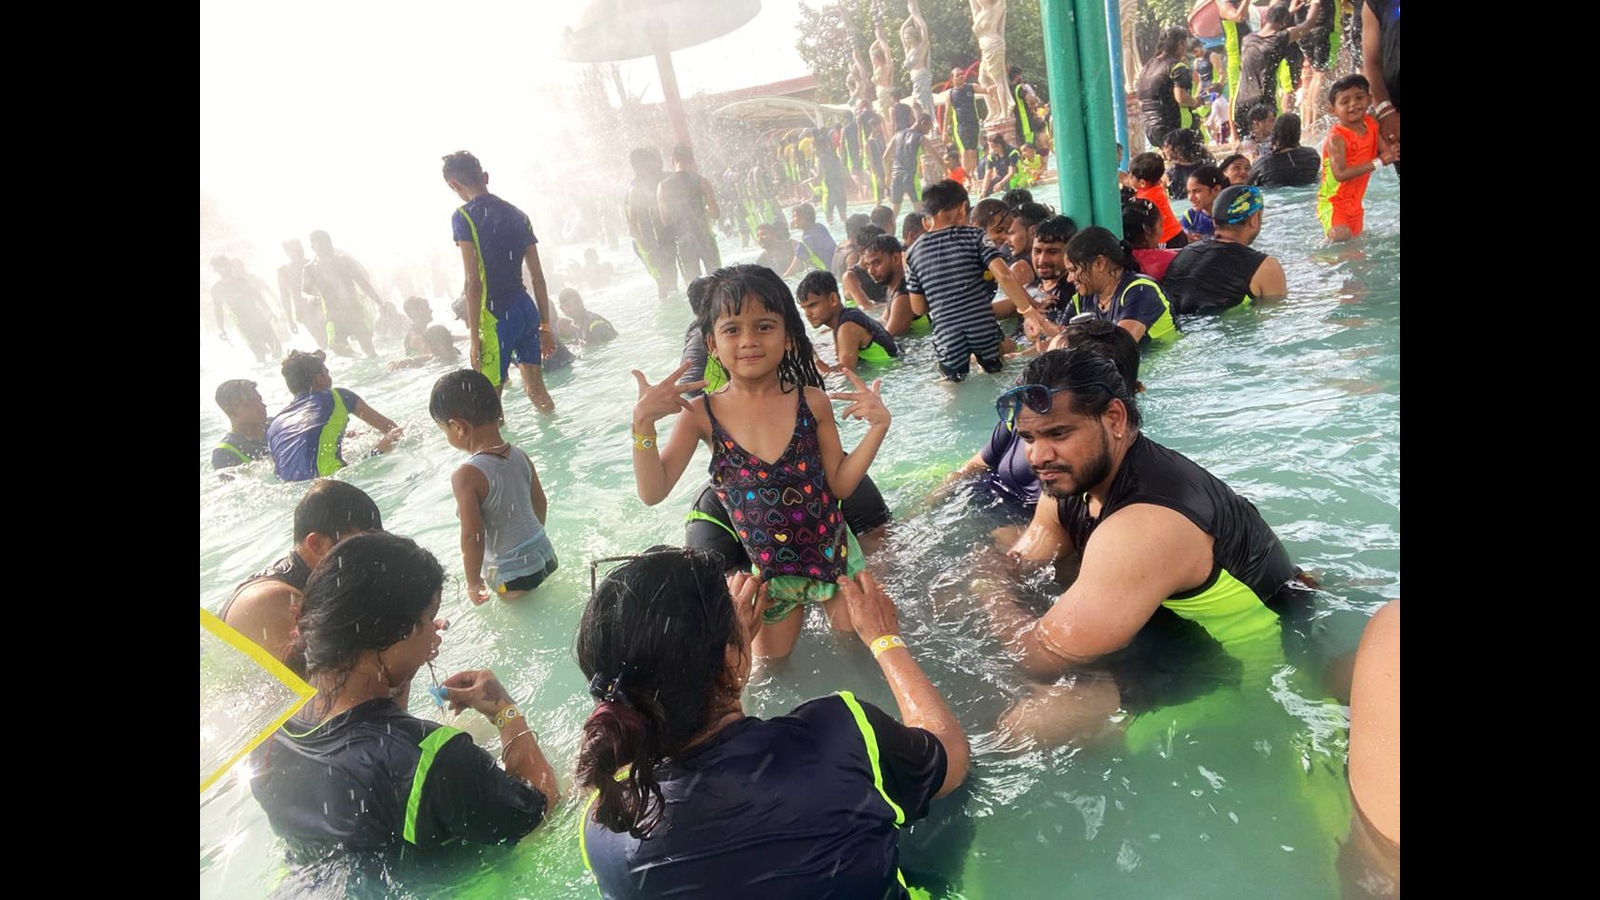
left=1213, top=185, right=1263, bottom=225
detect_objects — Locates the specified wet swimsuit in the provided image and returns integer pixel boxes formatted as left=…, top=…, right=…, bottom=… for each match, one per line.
left=1248, top=146, right=1322, bottom=187
left=978, top=421, right=1039, bottom=508
left=1318, top=116, right=1380, bottom=236
left=888, top=128, right=924, bottom=204
left=704, top=389, right=861, bottom=622
left=1164, top=239, right=1270, bottom=314
left=580, top=693, right=946, bottom=900
left=904, top=225, right=1007, bottom=380
left=946, top=84, right=980, bottom=155
left=1065, top=269, right=1179, bottom=344
left=849, top=264, right=890, bottom=304
left=467, top=445, right=558, bottom=593
left=1181, top=207, right=1215, bottom=240
left=1137, top=56, right=1195, bottom=146
left=219, top=550, right=311, bottom=623
left=1055, top=434, right=1303, bottom=697
left=453, top=194, right=546, bottom=386
left=213, top=429, right=269, bottom=471
left=837, top=307, right=901, bottom=364
left=800, top=222, right=838, bottom=267
left=1134, top=184, right=1185, bottom=247
left=266, top=387, right=361, bottom=482
left=686, top=470, right=891, bottom=577
left=1234, top=32, right=1293, bottom=134
left=253, top=698, right=546, bottom=858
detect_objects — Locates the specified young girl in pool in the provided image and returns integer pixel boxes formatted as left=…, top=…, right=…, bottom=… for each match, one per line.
left=631, top=264, right=892, bottom=659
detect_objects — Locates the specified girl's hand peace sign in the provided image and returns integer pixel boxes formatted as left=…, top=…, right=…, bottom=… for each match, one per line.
left=631, top=360, right=706, bottom=430
left=828, top=368, right=891, bottom=429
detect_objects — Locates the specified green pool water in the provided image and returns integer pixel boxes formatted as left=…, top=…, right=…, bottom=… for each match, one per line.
left=200, top=173, right=1398, bottom=898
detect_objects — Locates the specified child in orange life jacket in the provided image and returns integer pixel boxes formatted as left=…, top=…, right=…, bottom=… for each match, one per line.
left=1128, top=152, right=1188, bottom=249
left=1318, top=74, right=1400, bottom=241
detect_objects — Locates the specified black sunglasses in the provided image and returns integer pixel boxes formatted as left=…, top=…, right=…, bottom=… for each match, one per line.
left=995, top=381, right=1115, bottom=428
left=588, top=549, right=698, bottom=597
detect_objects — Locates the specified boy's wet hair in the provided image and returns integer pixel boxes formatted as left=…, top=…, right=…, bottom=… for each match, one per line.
left=1001, top=188, right=1034, bottom=209
left=292, top=480, right=383, bottom=545
left=429, top=368, right=503, bottom=427
left=1012, top=201, right=1054, bottom=231
left=403, top=296, right=430, bottom=319
left=696, top=264, right=823, bottom=392
left=796, top=270, right=839, bottom=301
left=1163, top=128, right=1212, bottom=164
left=1129, top=152, right=1166, bottom=184
left=281, top=349, right=327, bottom=396
left=1247, top=104, right=1276, bottom=125
left=793, top=203, right=817, bottom=225
left=970, top=197, right=1012, bottom=230
left=215, top=379, right=257, bottom=412
left=1327, top=73, right=1371, bottom=106
left=853, top=223, right=885, bottom=247
left=869, top=205, right=895, bottom=232
left=921, top=179, right=970, bottom=216
left=441, top=150, right=486, bottom=188
left=866, top=233, right=904, bottom=256
left=901, top=212, right=927, bottom=243
left=1032, top=214, right=1080, bottom=246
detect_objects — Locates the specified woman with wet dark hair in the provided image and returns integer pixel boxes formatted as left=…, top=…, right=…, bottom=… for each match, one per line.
left=252, top=532, right=558, bottom=859
left=1062, top=226, right=1178, bottom=344
left=575, top=548, right=969, bottom=898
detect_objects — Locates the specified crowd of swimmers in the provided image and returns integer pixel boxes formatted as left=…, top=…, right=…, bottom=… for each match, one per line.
left=207, top=125, right=1398, bottom=898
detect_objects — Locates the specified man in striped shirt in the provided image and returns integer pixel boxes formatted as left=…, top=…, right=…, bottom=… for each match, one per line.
left=904, top=180, right=1042, bottom=380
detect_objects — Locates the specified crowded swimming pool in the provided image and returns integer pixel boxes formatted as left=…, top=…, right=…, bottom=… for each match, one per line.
left=200, top=172, right=1398, bottom=898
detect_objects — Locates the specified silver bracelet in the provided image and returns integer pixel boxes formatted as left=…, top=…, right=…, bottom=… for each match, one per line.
left=502, top=728, right=534, bottom=756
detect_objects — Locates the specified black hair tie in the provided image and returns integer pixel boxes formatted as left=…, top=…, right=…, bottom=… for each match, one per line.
left=588, top=670, right=632, bottom=707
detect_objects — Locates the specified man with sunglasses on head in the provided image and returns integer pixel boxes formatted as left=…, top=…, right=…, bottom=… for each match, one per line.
left=979, top=347, right=1310, bottom=746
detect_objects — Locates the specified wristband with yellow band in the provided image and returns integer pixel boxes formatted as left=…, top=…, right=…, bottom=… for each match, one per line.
left=870, top=634, right=906, bottom=658
left=632, top=433, right=657, bottom=451
left=492, top=704, right=522, bottom=729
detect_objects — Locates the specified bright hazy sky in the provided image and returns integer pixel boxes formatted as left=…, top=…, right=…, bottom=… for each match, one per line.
left=200, top=1, right=809, bottom=270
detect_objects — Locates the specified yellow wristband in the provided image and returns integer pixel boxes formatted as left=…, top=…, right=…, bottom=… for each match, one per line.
left=492, top=704, right=522, bottom=729
left=870, top=634, right=906, bottom=658
left=632, top=433, right=657, bottom=451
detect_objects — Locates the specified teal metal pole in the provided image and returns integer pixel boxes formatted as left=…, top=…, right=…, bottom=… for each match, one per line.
left=1072, top=0, right=1122, bottom=235
left=1105, top=0, right=1130, bottom=170
left=1038, top=0, right=1092, bottom=226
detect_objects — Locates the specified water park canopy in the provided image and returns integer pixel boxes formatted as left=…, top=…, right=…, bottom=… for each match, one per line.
left=712, top=97, right=854, bottom=129
left=557, top=0, right=763, bottom=148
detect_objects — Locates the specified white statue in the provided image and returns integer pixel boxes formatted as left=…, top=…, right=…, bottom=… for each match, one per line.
left=971, top=0, right=1013, bottom=128
left=871, top=16, right=897, bottom=139
left=900, top=0, right=933, bottom=122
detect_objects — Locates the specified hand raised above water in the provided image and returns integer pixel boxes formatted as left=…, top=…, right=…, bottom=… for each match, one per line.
left=631, top=359, right=706, bottom=429
left=828, top=368, right=891, bottom=429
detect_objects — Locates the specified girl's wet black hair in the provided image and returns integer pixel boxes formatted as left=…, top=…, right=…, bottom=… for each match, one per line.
left=288, top=533, right=445, bottom=692
left=1066, top=225, right=1143, bottom=276
left=1121, top=198, right=1163, bottom=248
left=1187, top=164, right=1230, bottom=192
left=696, top=264, right=824, bottom=392
left=1162, top=127, right=1212, bottom=165
left=575, top=548, right=745, bottom=838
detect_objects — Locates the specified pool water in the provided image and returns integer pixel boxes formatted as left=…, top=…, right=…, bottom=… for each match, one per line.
left=200, top=172, right=1398, bottom=898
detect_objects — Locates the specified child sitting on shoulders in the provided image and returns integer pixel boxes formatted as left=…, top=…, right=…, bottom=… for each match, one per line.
left=430, top=369, right=558, bottom=604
